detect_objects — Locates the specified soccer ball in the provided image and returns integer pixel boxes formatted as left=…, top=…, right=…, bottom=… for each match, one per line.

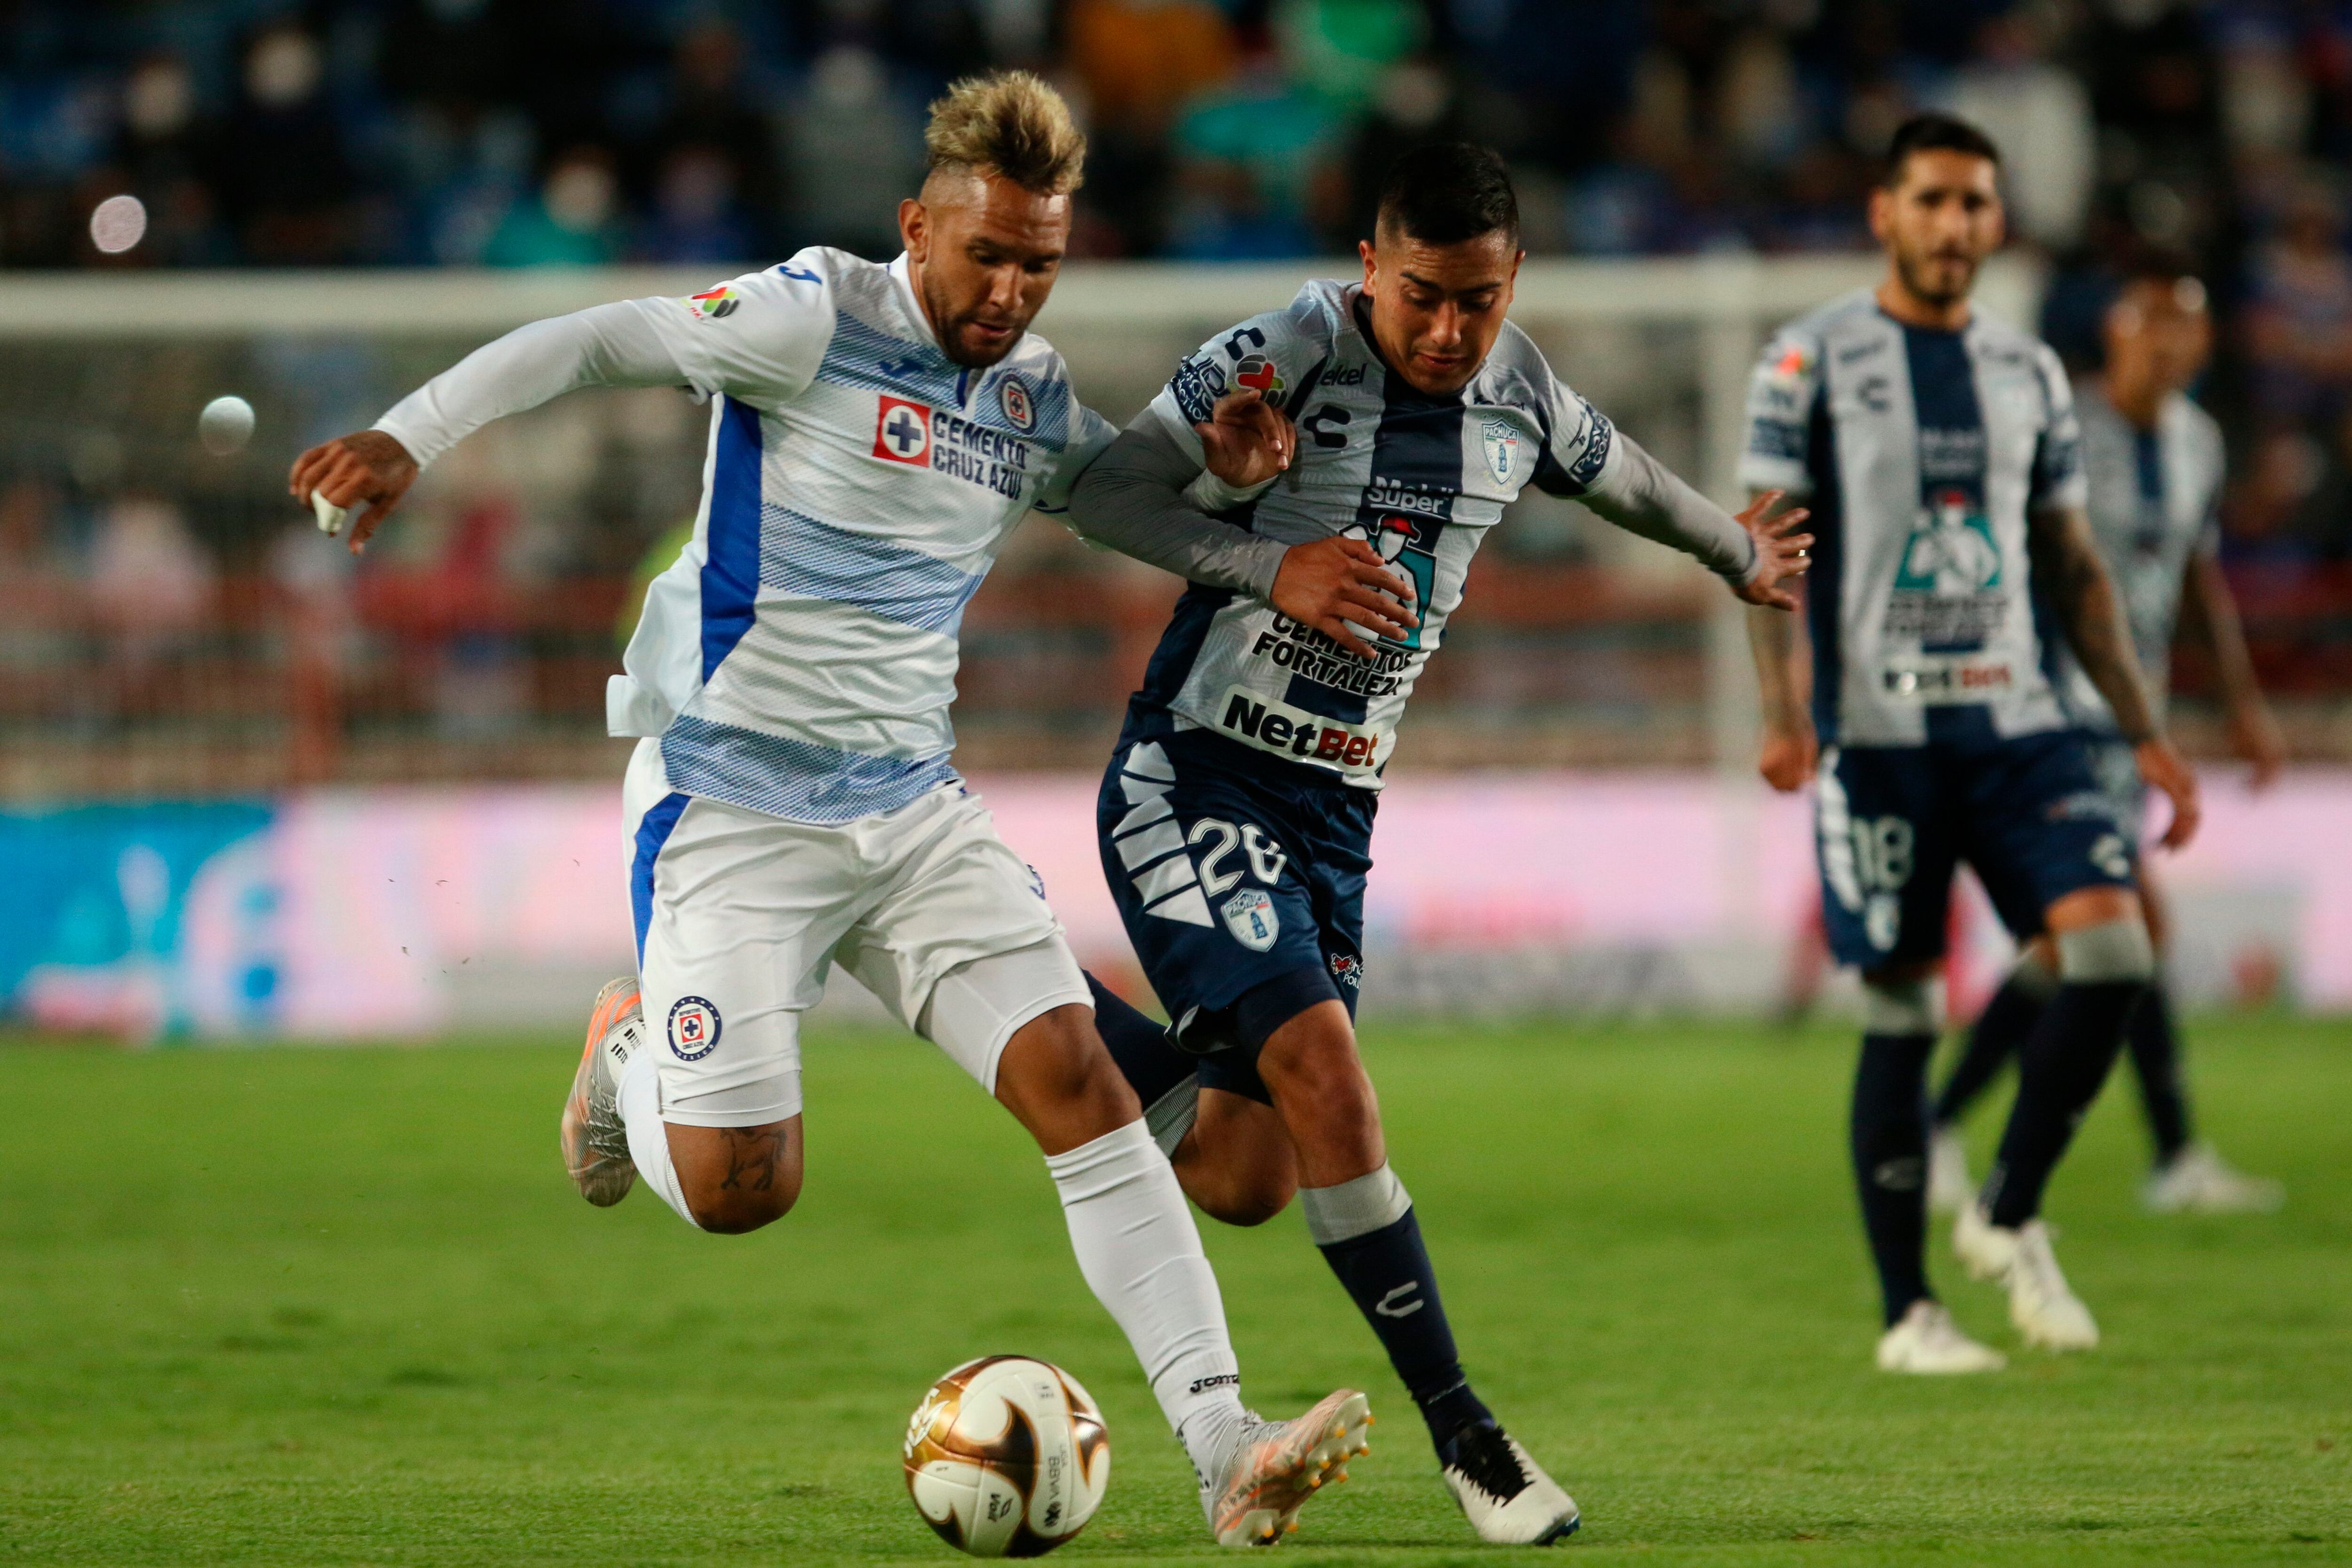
left=903, top=1355, right=1110, bottom=1557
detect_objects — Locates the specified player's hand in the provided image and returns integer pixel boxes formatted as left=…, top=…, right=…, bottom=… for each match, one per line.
left=2135, top=736, right=2202, bottom=850
left=1757, top=720, right=1818, bottom=792
left=2229, top=699, right=2287, bottom=793
left=1731, top=489, right=1812, bottom=611
left=1195, top=389, right=1293, bottom=492
left=1271, top=536, right=1417, bottom=661
left=289, top=429, right=418, bottom=554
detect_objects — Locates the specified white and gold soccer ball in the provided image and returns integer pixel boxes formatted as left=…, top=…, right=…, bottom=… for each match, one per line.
left=903, top=1355, right=1110, bottom=1557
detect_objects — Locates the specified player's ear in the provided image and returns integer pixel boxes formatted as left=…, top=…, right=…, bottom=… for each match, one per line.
left=899, top=197, right=929, bottom=264
left=1867, top=185, right=1892, bottom=245
left=1358, top=239, right=1378, bottom=294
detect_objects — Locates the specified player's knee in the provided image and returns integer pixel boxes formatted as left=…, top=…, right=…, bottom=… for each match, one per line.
left=1257, top=1002, right=1373, bottom=1110
left=997, top=1005, right=1142, bottom=1147
left=1177, top=1093, right=1296, bottom=1226
left=1859, top=971, right=1944, bottom=1036
left=670, top=1121, right=802, bottom=1234
left=2054, top=916, right=2155, bottom=984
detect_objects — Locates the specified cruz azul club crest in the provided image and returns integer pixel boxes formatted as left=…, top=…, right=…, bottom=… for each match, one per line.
left=1480, top=417, right=1520, bottom=485
left=996, top=374, right=1036, bottom=433
left=668, top=995, right=722, bottom=1060
left=873, top=396, right=933, bottom=465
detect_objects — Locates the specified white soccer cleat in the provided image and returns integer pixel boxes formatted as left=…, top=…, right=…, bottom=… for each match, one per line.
left=1927, top=1124, right=1974, bottom=1215
left=2142, top=1144, right=2285, bottom=1215
left=1875, top=1299, right=2006, bottom=1374
left=1958, top=1206, right=2098, bottom=1351
left=1204, top=1389, right=1371, bottom=1547
left=1438, top=1420, right=1580, bottom=1545
left=560, top=976, right=644, bottom=1207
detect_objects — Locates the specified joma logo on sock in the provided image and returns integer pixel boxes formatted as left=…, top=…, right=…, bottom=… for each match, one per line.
left=1376, top=1282, right=1424, bottom=1318
left=1188, top=1372, right=1240, bottom=1395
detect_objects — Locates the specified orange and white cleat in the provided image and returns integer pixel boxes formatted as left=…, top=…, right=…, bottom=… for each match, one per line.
left=1205, top=1390, right=1372, bottom=1547
left=560, top=976, right=644, bottom=1206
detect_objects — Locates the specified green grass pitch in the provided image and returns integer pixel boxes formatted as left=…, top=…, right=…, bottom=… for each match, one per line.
left=2, top=1016, right=2346, bottom=1566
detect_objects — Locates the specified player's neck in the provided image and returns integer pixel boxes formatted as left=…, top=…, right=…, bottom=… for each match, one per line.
left=2099, top=371, right=2164, bottom=431
left=1874, top=276, right=1971, bottom=333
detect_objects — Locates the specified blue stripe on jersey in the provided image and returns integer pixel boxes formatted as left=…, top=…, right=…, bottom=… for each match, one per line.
left=1804, top=375, right=1844, bottom=741
left=758, top=503, right=985, bottom=635
left=661, top=714, right=957, bottom=825
left=817, top=311, right=964, bottom=406
left=630, top=790, right=689, bottom=964
left=701, top=397, right=763, bottom=681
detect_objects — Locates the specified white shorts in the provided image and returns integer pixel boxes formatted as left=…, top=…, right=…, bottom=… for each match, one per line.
left=624, top=738, right=1092, bottom=1127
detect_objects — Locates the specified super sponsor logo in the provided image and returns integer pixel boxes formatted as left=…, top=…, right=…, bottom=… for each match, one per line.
left=871, top=395, right=1033, bottom=499
left=1216, top=686, right=1386, bottom=772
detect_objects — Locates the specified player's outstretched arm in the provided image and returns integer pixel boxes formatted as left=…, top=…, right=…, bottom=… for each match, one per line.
left=1573, top=431, right=1812, bottom=607
left=1743, top=492, right=1816, bottom=791
left=2180, top=548, right=2286, bottom=789
left=2029, top=503, right=2201, bottom=848
left=286, top=302, right=690, bottom=553
left=1067, top=417, right=1415, bottom=658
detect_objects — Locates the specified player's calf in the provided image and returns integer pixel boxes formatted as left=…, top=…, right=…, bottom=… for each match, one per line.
left=1172, top=1089, right=1295, bottom=1226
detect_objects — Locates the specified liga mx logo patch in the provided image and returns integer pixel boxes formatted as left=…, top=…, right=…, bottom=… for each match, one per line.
left=873, top=396, right=933, bottom=465
left=668, top=996, right=722, bottom=1061
left=1222, top=888, right=1279, bottom=952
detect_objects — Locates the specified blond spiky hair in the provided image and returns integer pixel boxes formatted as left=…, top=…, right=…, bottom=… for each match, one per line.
left=924, top=71, right=1086, bottom=196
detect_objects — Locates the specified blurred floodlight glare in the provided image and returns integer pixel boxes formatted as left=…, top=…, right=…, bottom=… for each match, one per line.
left=89, top=194, right=148, bottom=254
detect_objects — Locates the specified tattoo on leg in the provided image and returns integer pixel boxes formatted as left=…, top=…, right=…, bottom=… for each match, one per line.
left=718, top=1124, right=787, bottom=1193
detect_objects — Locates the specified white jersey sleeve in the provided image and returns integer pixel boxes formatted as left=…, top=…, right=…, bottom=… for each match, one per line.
left=1736, top=327, right=1828, bottom=496
left=2028, top=342, right=2089, bottom=513
left=635, top=259, right=837, bottom=406
left=1530, top=375, right=1618, bottom=497
left=1139, top=294, right=1335, bottom=465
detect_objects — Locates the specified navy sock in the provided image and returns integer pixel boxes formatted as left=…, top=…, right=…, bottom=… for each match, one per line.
left=1316, top=1209, right=1492, bottom=1449
left=1852, top=1033, right=1935, bottom=1327
left=1932, top=972, right=2047, bottom=1127
left=1082, top=971, right=1192, bottom=1108
left=2125, top=982, right=2193, bottom=1165
left=1983, top=980, right=2143, bottom=1227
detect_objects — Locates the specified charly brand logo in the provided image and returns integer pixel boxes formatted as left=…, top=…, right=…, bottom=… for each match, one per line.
left=668, top=995, right=722, bottom=1060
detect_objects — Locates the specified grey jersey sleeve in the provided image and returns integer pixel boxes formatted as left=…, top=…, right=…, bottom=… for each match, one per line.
left=1065, top=412, right=1289, bottom=597
left=373, top=300, right=688, bottom=469
left=1583, top=428, right=1761, bottom=584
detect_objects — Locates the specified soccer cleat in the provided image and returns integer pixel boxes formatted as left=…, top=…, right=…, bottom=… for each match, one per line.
left=1204, top=1390, right=1371, bottom=1547
left=2142, top=1144, right=2285, bottom=1215
left=1438, top=1419, right=1579, bottom=1545
left=1875, top=1299, right=2006, bottom=1374
left=1927, top=1123, right=1973, bottom=1215
left=561, top=976, right=644, bottom=1207
left=1956, top=1206, right=2098, bottom=1351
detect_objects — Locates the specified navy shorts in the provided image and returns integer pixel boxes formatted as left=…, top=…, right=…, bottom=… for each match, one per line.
left=1815, top=726, right=2134, bottom=969
left=1097, top=728, right=1372, bottom=1104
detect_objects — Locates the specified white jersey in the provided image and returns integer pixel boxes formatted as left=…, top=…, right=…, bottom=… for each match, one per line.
left=2054, top=384, right=2224, bottom=733
left=605, top=249, right=1114, bottom=822
left=1125, top=278, right=1714, bottom=788
left=1737, top=290, right=2089, bottom=748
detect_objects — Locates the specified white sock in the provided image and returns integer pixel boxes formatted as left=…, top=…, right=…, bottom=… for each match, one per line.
left=1044, top=1120, right=1246, bottom=1477
left=618, top=1048, right=697, bottom=1228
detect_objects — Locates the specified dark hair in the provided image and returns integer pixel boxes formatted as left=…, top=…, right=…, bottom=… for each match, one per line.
left=1882, top=113, right=2002, bottom=187
left=1375, top=142, right=1520, bottom=246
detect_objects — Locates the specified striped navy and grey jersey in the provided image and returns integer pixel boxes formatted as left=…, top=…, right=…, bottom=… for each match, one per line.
left=1737, top=290, right=2089, bottom=748
left=1124, top=278, right=1647, bottom=788
left=2053, top=383, right=2225, bottom=733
